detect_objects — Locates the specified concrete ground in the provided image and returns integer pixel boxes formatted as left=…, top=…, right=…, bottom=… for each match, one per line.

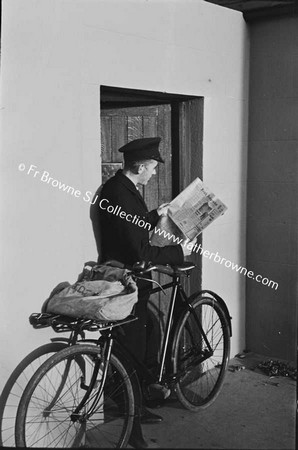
left=137, top=353, right=296, bottom=449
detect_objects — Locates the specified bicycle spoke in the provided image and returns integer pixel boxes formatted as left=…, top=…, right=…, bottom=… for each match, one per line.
left=173, top=297, right=230, bottom=410
left=16, top=345, right=134, bottom=448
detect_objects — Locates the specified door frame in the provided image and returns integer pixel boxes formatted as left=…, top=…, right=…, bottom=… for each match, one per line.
left=100, top=85, right=204, bottom=295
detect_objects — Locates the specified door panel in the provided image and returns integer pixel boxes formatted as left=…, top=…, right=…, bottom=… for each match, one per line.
left=100, top=105, right=172, bottom=363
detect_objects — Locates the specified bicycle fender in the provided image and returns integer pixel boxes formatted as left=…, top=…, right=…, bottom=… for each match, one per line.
left=50, top=337, right=71, bottom=343
left=189, top=289, right=232, bottom=337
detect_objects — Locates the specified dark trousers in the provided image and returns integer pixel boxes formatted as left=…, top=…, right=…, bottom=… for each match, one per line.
left=120, top=289, right=151, bottom=444
left=121, top=290, right=150, bottom=378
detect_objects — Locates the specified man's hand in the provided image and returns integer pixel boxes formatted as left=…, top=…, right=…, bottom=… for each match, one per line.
left=157, top=203, right=170, bottom=217
left=182, top=238, right=197, bottom=257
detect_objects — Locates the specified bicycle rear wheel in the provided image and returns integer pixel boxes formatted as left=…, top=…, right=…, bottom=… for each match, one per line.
left=172, top=296, right=230, bottom=411
left=15, top=344, right=134, bottom=448
left=0, top=341, right=68, bottom=447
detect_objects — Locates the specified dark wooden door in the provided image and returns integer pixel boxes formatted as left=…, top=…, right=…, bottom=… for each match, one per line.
left=101, top=105, right=172, bottom=208
left=100, top=105, right=173, bottom=363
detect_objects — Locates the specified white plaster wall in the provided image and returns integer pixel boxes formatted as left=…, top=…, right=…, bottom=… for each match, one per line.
left=0, top=0, right=249, bottom=390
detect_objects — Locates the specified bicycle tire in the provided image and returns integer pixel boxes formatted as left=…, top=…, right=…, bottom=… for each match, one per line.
left=172, top=296, right=230, bottom=411
left=0, top=341, right=68, bottom=447
left=15, top=344, right=134, bottom=448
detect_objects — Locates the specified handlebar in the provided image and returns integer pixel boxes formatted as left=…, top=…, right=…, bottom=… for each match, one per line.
left=104, top=259, right=196, bottom=277
left=131, top=261, right=196, bottom=277
left=131, top=261, right=157, bottom=274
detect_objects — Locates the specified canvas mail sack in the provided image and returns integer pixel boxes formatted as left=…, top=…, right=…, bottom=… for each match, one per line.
left=43, top=261, right=138, bottom=322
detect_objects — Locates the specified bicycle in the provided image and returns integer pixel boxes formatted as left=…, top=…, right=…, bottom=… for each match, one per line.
left=10, top=261, right=232, bottom=448
left=0, top=341, right=69, bottom=447
left=0, top=315, right=96, bottom=447
left=125, top=261, right=232, bottom=412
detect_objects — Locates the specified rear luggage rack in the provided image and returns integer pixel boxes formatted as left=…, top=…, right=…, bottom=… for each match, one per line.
left=29, top=312, right=137, bottom=333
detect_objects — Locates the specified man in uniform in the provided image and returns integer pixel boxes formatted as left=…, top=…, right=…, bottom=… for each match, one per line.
left=90, top=137, right=193, bottom=448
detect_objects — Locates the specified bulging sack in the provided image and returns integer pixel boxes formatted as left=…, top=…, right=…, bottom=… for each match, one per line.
left=43, top=262, right=138, bottom=322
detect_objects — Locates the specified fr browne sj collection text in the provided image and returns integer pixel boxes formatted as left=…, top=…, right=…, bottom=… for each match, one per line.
left=18, top=163, right=152, bottom=230
left=19, top=163, right=101, bottom=205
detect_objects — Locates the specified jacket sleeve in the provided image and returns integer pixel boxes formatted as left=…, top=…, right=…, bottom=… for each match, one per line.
left=145, top=209, right=160, bottom=229
left=140, top=239, right=184, bottom=266
left=101, top=186, right=184, bottom=266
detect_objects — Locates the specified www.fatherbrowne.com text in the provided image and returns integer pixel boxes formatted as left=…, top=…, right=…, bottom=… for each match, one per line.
left=153, top=227, right=278, bottom=290
left=19, top=162, right=278, bottom=290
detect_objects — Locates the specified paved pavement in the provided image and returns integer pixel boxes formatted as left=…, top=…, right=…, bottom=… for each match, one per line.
left=134, top=354, right=296, bottom=449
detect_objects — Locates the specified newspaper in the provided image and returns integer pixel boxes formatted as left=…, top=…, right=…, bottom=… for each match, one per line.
left=151, top=178, right=227, bottom=247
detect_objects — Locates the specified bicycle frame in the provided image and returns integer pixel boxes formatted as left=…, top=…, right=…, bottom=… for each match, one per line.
left=27, top=269, right=232, bottom=417
left=10, top=269, right=231, bottom=450
left=121, top=271, right=227, bottom=388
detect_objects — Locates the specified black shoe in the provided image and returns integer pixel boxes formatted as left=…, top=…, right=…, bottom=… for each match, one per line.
left=143, top=382, right=170, bottom=409
left=147, top=383, right=171, bottom=400
left=140, top=407, right=163, bottom=424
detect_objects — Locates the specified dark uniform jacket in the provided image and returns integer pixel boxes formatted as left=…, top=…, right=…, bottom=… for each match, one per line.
left=90, top=170, right=183, bottom=267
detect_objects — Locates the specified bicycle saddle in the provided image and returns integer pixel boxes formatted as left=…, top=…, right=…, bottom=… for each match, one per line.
left=156, top=262, right=196, bottom=276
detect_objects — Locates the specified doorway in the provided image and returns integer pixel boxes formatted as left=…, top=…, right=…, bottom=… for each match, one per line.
left=100, top=85, right=204, bottom=361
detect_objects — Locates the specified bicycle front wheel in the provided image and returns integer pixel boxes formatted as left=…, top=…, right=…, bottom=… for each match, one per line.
left=0, top=341, right=68, bottom=447
left=172, top=296, right=230, bottom=411
left=15, top=344, right=134, bottom=448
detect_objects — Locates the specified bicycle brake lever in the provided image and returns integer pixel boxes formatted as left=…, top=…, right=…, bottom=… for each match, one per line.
left=152, top=279, right=166, bottom=295
left=138, top=276, right=166, bottom=296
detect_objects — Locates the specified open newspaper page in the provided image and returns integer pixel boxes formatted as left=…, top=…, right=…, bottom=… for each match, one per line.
left=151, top=178, right=227, bottom=247
left=150, top=215, right=186, bottom=247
